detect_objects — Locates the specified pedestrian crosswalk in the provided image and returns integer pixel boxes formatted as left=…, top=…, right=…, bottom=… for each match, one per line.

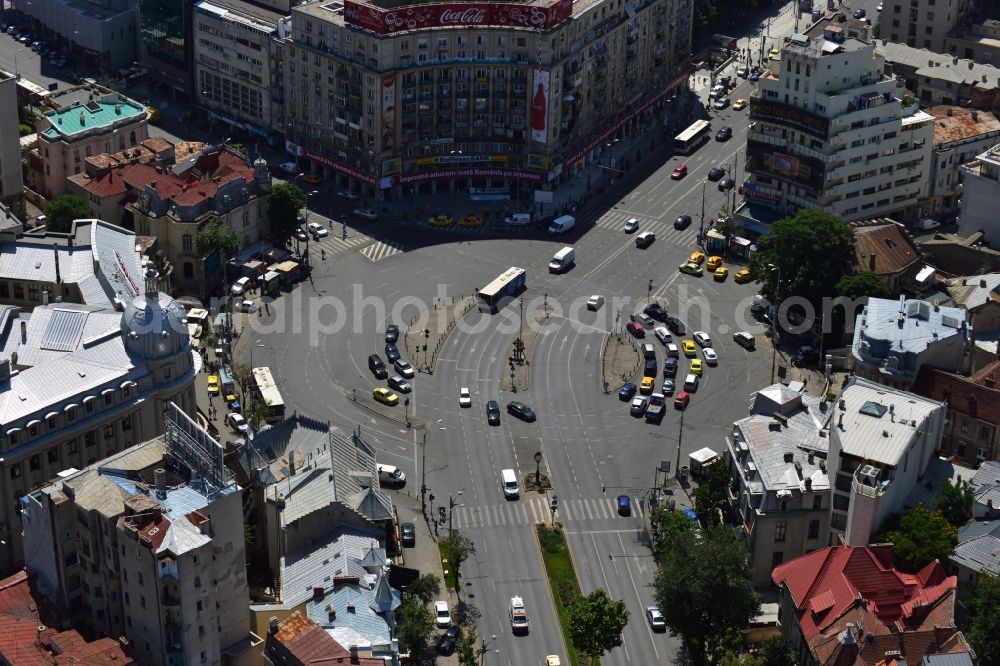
left=312, top=231, right=373, bottom=255
left=360, top=240, right=409, bottom=262
left=590, top=210, right=699, bottom=245
left=448, top=495, right=646, bottom=530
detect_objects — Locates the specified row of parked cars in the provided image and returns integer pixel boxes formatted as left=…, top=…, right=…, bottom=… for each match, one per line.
left=3, top=25, right=68, bottom=67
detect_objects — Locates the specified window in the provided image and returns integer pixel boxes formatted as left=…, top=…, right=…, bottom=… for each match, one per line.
left=104, top=392, right=113, bottom=405
left=771, top=551, right=784, bottom=568
left=103, top=424, right=114, bottom=439
left=122, top=416, right=132, bottom=432
left=813, top=495, right=822, bottom=510
left=808, top=520, right=820, bottom=539
left=182, top=235, right=193, bottom=253
left=774, top=521, right=787, bottom=542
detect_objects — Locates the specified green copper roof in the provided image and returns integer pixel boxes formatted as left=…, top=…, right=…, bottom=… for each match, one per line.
left=42, top=98, right=146, bottom=139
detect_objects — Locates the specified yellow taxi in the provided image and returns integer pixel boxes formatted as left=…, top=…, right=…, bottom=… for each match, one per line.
left=459, top=213, right=482, bottom=227
left=372, top=387, right=399, bottom=406
left=734, top=267, right=753, bottom=284
left=733, top=98, right=748, bottom=110
left=714, top=266, right=729, bottom=282
left=207, top=374, right=220, bottom=395
left=690, top=358, right=703, bottom=376
left=769, top=46, right=781, bottom=57
left=682, top=340, right=697, bottom=357
left=640, top=377, right=655, bottom=394
left=302, top=174, right=322, bottom=185
left=679, top=262, right=704, bottom=277
left=688, top=250, right=705, bottom=265
left=429, top=214, right=453, bottom=226
left=706, top=256, right=723, bottom=271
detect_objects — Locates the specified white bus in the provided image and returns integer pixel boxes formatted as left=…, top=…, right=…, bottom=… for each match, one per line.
left=674, top=119, right=711, bottom=154
left=252, top=366, right=285, bottom=423
left=478, top=267, right=527, bottom=314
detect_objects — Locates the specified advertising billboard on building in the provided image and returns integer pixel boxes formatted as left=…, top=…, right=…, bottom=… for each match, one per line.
left=531, top=68, right=550, bottom=144
left=381, top=74, right=396, bottom=152
left=746, top=140, right=826, bottom=195
left=748, top=99, right=831, bottom=139
left=344, top=0, right=572, bottom=34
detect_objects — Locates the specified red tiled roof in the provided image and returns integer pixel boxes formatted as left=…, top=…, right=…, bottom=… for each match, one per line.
left=267, top=611, right=383, bottom=665
left=912, top=363, right=1000, bottom=426
left=850, top=220, right=921, bottom=277
left=0, top=570, right=133, bottom=664
left=138, top=515, right=170, bottom=551
left=772, top=545, right=957, bottom=641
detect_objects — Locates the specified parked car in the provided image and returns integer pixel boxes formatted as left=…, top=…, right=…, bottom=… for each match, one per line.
left=294, top=227, right=308, bottom=242
left=626, top=321, right=645, bottom=338
left=338, top=190, right=360, bottom=200
left=401, top=522, right=416, bottom=547
left=435, top=601, right=452, bottom=628
left=227, top=412, right=250, bottom=435
left=718, top=177, right=735, bottom=191
left=852, top=7, right=866, bottom=18
left=437, top=625, right=460, bottom=655
left=507, top=401, right=536, bottom=422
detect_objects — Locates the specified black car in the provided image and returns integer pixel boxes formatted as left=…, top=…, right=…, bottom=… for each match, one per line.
left=385, top=342, right=401, bottom=363
left=294, top=228, right=309, bottom=242
left=486, top=400, right=501, bottom=425
left=707, top=167, right=726, bottom=182
left=718, top=177, right=735, bottom=192
left=715, top=126, right=732, bottom=141
left=385, top=324, right=399, bottom=344
left=666, top=315, right=685, bottom=335
left=664, top=357, right=678, bottom=378
left=619, top=382, right=637, bottom=401
left=507, top=401, right=537, bottom=422
left=644, top=358, right=658, bottom=377
left=401, top=522, right=416, bottom=547
left=436, top=625, right=460, bottom=655
left=644, top=303, right=668, bottom=322
left=674, top=215, right=693, bottom=230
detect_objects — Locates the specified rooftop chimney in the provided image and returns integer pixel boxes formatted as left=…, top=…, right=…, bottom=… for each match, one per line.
left=268, top=617, right=279, bottom=634
left=288, top=450, right=296, bottom=475
left=981, top=278, right=988, bottom=288
left=41, top=290, right=48, bottom=306
left=155, top=468, right=166, bottom=499
left=869, top=253, right=876, bottom=271
left=20, top=320, right=26, bottom=342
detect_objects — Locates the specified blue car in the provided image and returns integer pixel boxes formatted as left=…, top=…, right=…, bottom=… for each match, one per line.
left=618, top=383, right=637, bottom=401
left=749, top=70, right=761, bottom=83
left=617, top=495, right=631, bottom=516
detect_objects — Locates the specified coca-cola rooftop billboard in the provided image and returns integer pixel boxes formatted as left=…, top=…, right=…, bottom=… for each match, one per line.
left=344, top=0, right=573, bottom=34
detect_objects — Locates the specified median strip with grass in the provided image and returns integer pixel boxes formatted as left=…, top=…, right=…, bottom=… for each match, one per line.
left=536, top=523, right=597, bottom=666
left=438, top=542, right=458, bottom=590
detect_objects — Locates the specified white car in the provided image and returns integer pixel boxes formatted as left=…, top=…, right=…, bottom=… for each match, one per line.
left=646, top=605, right=666, bottom=632
left=693, top=331, right=712, bottom=348
left=230, top=276, right=250, bottom=296
left=338, top=190, right=360, bottom=200
left=435, top=600, right=451, bottom=628
left=388, top=375, right=412, bottom=393
left=235, top=299, right=256, bottom=313
left=703, top=347, right=718, bottom=365
left=654, top=327, right=671, bottom=345
left=394, top=360, right=415, bottom=378
left=587, top=294, right=605, bottom=311
left=624, top=218, right=639, bottom=233
left=354, top=208, right=378, bottom=220
left=709, top=84, right=726, bottom=99
left=227, top=412, right=250, bottom=435
left=307, top=222, right=329, bottom=238
left=459, top=387, right=472, bottom=408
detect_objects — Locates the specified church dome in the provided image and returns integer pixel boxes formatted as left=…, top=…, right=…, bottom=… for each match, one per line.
left=120, top=263, right=190, bottom=360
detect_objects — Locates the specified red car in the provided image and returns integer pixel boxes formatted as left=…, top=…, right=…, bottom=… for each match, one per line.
left=671, top=164, right=688, bottom=180
left=626, top=321, right=645, bottom=338
left=674, top=391, right=690, bottom=409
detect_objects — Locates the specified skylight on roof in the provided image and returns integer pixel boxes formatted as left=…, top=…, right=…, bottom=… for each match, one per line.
left=859, top=401, right=888, bottom=418
left=40, top=309, right=88, bottom=352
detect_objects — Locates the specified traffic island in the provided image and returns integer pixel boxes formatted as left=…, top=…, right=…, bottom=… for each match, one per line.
left=346, top=388, right=426, bottom=430
left=403, top=295, right=477, bottom=375
left=536, top=524, right=591, bottom=666
left=601, top=331, right=642, bottom=394
left=501, top=314, right=546, bottom=393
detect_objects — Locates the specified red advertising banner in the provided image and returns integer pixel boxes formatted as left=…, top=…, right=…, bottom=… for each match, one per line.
left=394, top=167, right=544, bottom=185
left=299, top=146, right=377, bottom=185
left=344, top=0, right=572, bottom=34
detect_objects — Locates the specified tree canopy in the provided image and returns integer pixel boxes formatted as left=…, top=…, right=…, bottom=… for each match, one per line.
left=44, top=195, right=91, bottom=233
left=692, top=462, right=730, bottom=528
left=835, top=271, right=892, bottom=301
left=654, top=526, right=760, bottom=662
left=650, top=503, right=695, bottom=555
left=266, top=182, right=305, bottom=240
left=757, top=635, right=797, bottom=666
left=403, top=573, right=440, bottom=605
left=968, top=573, right=1000, bottom=665
left=194, top=217, right=241, bottom=260
left=443, top=531, right=475, bottom=592
left=747, top=208, right=855, bottom=306
left=396, top=596, right=435, bottom=660
left=934, top=479, right=974, bottom=528
left=886, top=505, right=957, bottom=571
left=567, top=588, right=630, bottom=660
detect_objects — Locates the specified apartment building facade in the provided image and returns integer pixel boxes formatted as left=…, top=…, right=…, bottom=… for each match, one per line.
left=744, top=28, right=933, bottom=223
left=882, top=0, right=971, bottom=53
left=925, top=106, right=1000, bottom=217
left=280, top=0, right=692, bottom=200
left=0, top=74, right=23, bottom=208
left=961, top=142, right=1000, bottom=242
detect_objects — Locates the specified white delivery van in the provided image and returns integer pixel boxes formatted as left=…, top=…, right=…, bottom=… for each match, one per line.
left=504, top=212, right=532, bottom=225
left=378, top=464, right=407, bottom=486
left=549, top=246, right=575, bottom=273
left=501, top=468, right=520, bottom=499
left=548, top=215, right=576, bottom=234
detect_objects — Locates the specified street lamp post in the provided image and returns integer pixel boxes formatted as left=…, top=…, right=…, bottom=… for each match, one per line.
left=14, top=48, right=23, bottom=79
left=534, top=451, right=542, bottom=485
left=478, top=635, right=497, bottom=666
left=769, top=264, right=781, bottom=383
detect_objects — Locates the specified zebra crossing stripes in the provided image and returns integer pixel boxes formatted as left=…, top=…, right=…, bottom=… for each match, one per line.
left=314, top=232, right=372, bottom=254
left=360, top=240, right=408, bottom=262
left=448, top=496, right=646, bottom=529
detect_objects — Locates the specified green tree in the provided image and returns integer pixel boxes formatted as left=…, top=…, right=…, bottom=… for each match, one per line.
left=934, top=479, right=974, bottom=527
left=454, top=626, right=479, bottom=666
left=44, top=194, right=92, bottom=233
left=567, top=588, right=630, bottom=660
left=692, top=461, right=730, bottom=528
left=747, top=208, right=855, bottom=306
left=835, top=271, right=892, bottom=300
left=720, top=652, right=764, bottom=666
left=650, top=503, right=695, bottom=554
left=968, top=573, right=1000, bottom=665
left=757, top=635, right=796, bottom=666
left=194, top=217, right=241, bottom=260
left=443, top=531, right=475, bottom=592
left=266, top=182, right=306, bottom=240
left=654, top=527, right=761, bottom=664
left=404, top=573, right=440, bottom=605
left=396, top=596, right=435, bottom=661
left=886, top=505, right=957, bottom=571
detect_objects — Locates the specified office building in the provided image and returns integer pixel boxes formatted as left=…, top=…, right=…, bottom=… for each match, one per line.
left=0, top=73, right=23, bottom=208
left=744, top=27, right=933, bottom=223
left=281, top=0, right=693, bottom=200
left=882, top=0, right=971, bottom=53
left=7, top=0, right=138, bottom=69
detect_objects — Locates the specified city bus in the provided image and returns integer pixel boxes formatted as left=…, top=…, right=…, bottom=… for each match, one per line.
left=478, top=267, right=527, bottom=314
left=674, top=119, right=711, bottom=154
left=252, top=366, right=286, bottom=423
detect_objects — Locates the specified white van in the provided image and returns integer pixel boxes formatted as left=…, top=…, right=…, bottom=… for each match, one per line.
left=501, top=468, right=520, bottom=499
left=378, top=464, right=407, bottom=486
left=548, top=215, right=576, bottom=235
left=231, top=276, right=251, bottom=296
left=549, top=247, right=575, bottom=274
left=683, top=374, right=699, bottom=392
left=504, top=212, right=532, bottom=225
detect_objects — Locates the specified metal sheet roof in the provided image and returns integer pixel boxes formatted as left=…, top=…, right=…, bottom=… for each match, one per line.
left=40, top=309, right=89, bottom=352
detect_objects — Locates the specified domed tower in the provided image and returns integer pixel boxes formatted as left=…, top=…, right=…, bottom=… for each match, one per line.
left=253, top=156, right=272, bottom=194
left=121, top=262, right=191, bottom=364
